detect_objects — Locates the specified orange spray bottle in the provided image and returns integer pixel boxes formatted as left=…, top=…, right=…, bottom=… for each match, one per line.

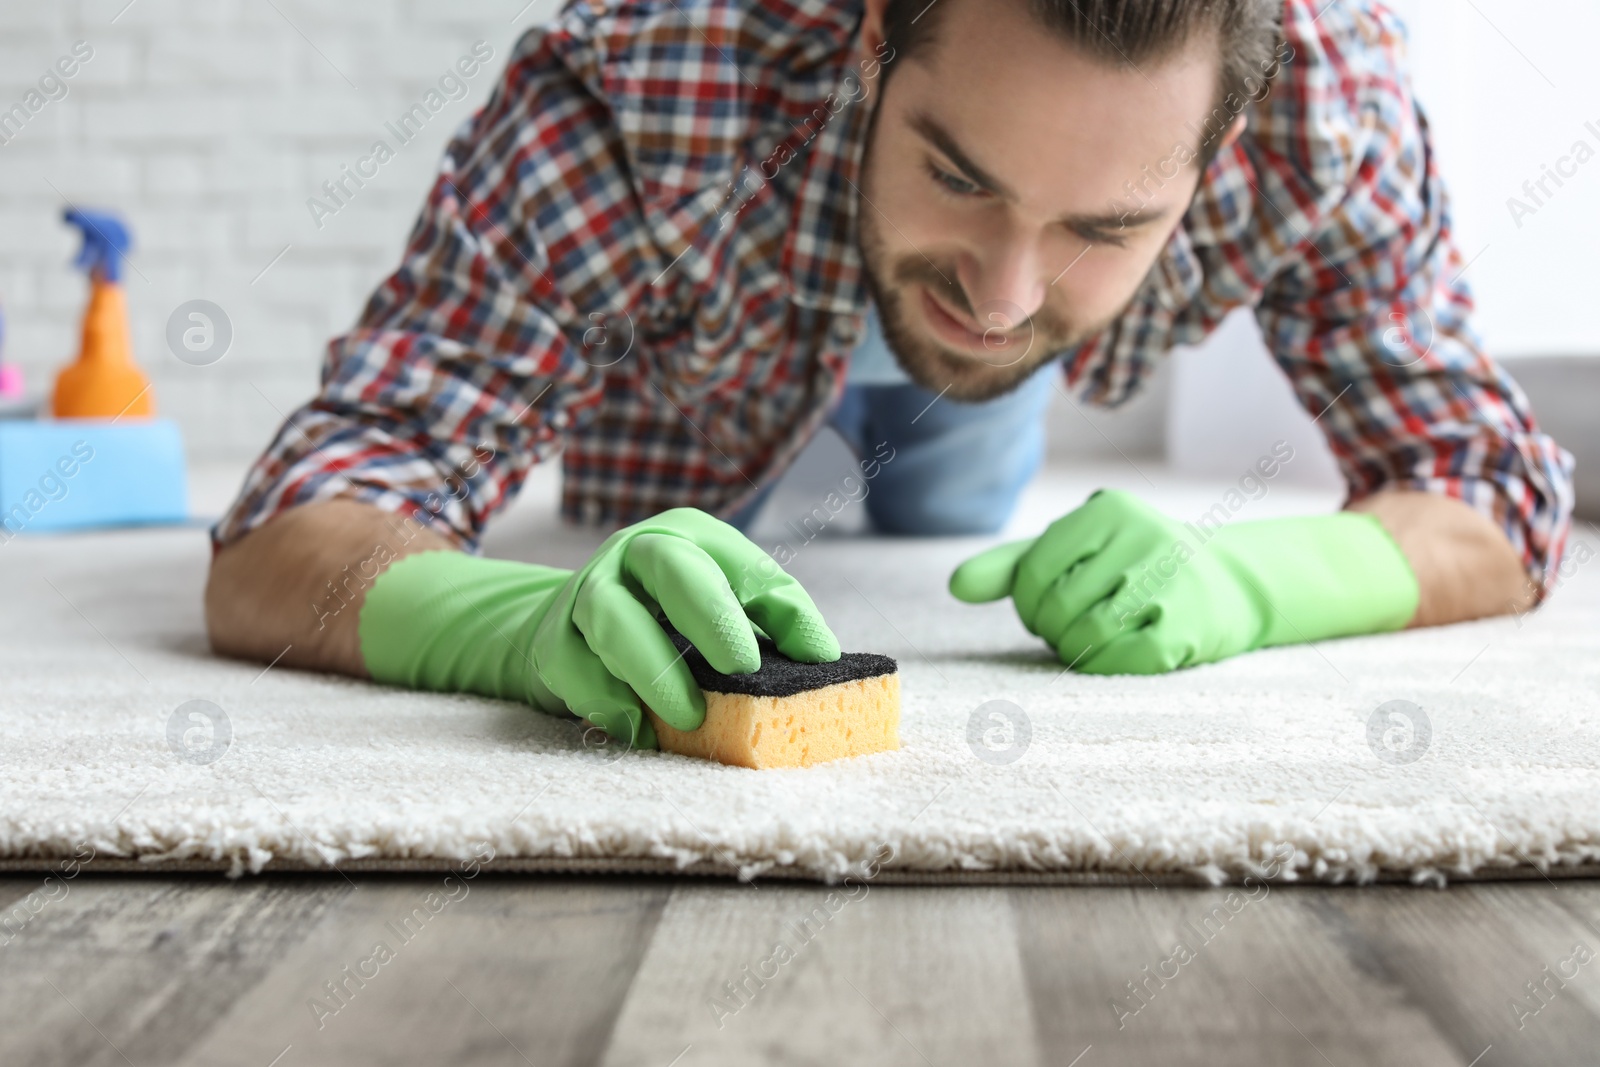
left=52, top=207, right=155, bottom=420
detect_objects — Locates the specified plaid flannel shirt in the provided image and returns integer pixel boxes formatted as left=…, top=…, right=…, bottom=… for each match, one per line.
left=215, top=0, right=1575, bottom=592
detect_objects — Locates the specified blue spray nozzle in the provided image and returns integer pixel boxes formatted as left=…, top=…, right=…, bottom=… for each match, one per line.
left=63, top=207, right=133, bottom=284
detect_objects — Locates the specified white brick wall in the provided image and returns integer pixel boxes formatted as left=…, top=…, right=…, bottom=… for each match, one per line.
left=0, top=0, right=563, bottom=460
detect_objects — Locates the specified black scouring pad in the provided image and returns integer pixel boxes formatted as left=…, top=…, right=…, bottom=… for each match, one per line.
left=664, top=626, right=898, bottom=698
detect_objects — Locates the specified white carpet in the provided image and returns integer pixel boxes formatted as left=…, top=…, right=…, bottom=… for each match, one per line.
left=4, top=458, right=1598, bottom=885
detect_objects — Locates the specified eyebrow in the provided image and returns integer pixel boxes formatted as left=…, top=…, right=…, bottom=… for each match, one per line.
left=906, top=108, right=1171, bottom=231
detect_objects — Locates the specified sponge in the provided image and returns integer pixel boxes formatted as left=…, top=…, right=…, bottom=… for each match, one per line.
left=647, top=627, right=900, bottom=769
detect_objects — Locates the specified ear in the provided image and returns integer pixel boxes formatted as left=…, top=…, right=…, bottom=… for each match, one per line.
left=1216, top=112, right=1248, bottom=152
left=858, top=0, right=891, bottom=59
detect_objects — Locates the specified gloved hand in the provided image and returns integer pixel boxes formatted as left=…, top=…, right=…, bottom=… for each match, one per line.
left=358, top=507, right=840, bottom=748
left=948, top=489, right=1418, bottom=674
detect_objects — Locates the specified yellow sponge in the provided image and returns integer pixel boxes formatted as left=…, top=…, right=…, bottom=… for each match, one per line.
left=646, top=630, right=900, bottom=769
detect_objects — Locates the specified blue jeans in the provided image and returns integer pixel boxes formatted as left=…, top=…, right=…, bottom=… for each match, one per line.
left=725, top=366, right=1056, bottom=536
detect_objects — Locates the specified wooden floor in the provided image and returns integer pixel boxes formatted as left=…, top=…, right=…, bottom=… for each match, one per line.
left=5, top=876, right=1600, bottom=1066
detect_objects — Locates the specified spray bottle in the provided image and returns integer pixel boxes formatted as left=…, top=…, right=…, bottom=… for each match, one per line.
left=52, top=207, right=155, bottom=420
left=0, top=207, right=186, bottom=534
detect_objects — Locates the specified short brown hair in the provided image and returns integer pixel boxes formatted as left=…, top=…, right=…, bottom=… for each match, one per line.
left=880, top=0, right=1285, bottom=163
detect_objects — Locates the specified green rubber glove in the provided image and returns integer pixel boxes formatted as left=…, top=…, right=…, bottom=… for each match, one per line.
left=948, top=489, right=1419, bottom=674
left=357, top=507, right=841, bottom=748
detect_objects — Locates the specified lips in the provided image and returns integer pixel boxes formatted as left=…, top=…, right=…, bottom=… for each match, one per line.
left=918, top=285, right=1023, bottom=358
left=919, top=286, right=986, bottom=347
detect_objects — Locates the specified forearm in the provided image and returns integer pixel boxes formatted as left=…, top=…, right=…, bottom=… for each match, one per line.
left=1347, top=488, right=1534, bottom=628
left=204, top=499, right=454, bottom=675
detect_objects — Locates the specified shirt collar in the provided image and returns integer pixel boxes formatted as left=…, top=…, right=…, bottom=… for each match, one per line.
left=1146, top=224, right=1203, bottom=312
left=1147, top=144, right=1259, bottom=310
left=781, top=61, right=873, bottom=315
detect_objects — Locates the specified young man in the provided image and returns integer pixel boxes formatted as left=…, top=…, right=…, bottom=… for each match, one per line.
left=207, top=0, right=1573, bottom=747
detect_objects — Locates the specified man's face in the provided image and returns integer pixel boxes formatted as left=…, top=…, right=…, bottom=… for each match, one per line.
left=855, top=0, right=1224, bottom=401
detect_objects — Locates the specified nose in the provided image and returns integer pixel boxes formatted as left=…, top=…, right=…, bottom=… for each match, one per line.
left=955, top=230, right=1049, bottom=331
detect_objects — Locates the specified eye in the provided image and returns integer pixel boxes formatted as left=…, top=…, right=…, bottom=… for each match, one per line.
left=1071, top=224, right=1129, bottom=249
left=922, top=158, right=982, bottom=198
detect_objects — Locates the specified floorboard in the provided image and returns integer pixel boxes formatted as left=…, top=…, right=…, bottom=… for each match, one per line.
left=0, top=877, right=348, bottom=1067
left=1013, top=884, right=1460, bottom=1066
left=5, top=880, right=1600, bottom=1066
left=599, top=883, right=1041, bottom=1067
left=174, top=878, right=670, bottom=1067
left=1317, top=885, right=1600, bottom=1067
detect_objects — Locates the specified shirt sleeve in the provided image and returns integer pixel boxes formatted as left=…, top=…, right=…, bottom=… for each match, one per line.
left=211, top=25, right=641, bottom=553
left=1252, top=0, right=1574, bottom=595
